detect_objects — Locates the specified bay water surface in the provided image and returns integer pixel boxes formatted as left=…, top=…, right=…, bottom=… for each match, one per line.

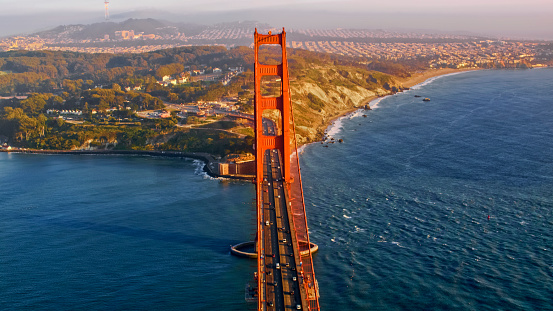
left=303, top=68, right=553, bottom=310
left=1, top=69, right=552, bottom=310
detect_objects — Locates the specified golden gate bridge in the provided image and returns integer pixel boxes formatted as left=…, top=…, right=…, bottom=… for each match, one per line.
left=232, top=28, right=320, bottom=311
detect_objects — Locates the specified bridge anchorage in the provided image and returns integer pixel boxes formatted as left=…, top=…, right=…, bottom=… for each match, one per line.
left=231, top=28, right=320, bottom=311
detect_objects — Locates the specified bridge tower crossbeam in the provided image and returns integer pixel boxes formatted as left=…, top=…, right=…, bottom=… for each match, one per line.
left=254, top=28, right=291, bottom=184
left=253, top=28, right=320, bottom=311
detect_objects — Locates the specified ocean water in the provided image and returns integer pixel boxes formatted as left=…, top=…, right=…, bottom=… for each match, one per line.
left=302, top=68, right=553, bottom=310
left=1, top=69, right=553, bottom=310
left=0, top=155, right=257, bottom=310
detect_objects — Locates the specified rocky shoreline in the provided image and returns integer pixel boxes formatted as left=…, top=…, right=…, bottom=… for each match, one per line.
left=2, top=68, right=478, bottom=180
left=289, top=66, right=479, bottom=146
left=302, top=68, right=482, bottom=148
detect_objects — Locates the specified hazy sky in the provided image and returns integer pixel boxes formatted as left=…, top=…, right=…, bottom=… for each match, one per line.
left=2, top=0, right=552, bottom=39
left=4, top=0, right=551, bottom=14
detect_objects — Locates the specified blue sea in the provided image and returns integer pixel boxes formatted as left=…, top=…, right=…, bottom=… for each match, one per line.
left=1, top=69, right=553, bottom=310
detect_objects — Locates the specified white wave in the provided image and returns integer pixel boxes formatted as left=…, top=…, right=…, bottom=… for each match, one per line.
left=325, top=117, right=345, bottom=137
left=391, top=241, right=403, bottom=247
left=410, top=71, right=473, bottom=90
left=192, top=159, right=223, bottom=180
left=348, top=109, right=365, bottom=119
left=192, top=160, right=211, bottom=179
left=368, top=95, right=391, bottom=109
left=373, top=240, right=404, bottom=247
left=410, top=76, right=442, bottom=90
left=324, top=109, right=365, bottom=138
left=192, top=159, right=205, bottom=173
left=296, top=144, right=307, bottom=155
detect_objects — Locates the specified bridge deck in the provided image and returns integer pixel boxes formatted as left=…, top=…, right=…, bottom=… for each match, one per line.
left=260, top=148, right=306, bottom=310
left=254, top=28, right=319, bottom=311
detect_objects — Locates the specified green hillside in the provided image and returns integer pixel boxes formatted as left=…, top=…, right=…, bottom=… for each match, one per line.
left=0, top=46, right=410, bottom=153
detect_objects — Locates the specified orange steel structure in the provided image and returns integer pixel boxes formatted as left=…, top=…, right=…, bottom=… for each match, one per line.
left=254, top=28, right=320, bottom=311
left=254, top=29, right=291, bottom=184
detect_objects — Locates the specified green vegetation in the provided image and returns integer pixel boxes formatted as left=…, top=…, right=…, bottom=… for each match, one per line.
left=288, top=63, right=404, bottom=144
left=160, top=129, right=254, bottom=156
left=0, top=47, right=255, bottom=154
left=0, top=45, right=410, bottom=153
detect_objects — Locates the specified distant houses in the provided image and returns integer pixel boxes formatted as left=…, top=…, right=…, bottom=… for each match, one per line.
left=47, top=109, right=83, bottom=116
left=155, top=66, right=243, bottom=86
left=147, top=110, right=171, bottom=118
left=114, top=30, right=158, bottom=41
left=157, top=72, right=190, bottom=87
left=124, top=86, right=142, bottom=91
left=0, top=136, right=10, bottom=150
left=0, top=95, right=29, bottom=100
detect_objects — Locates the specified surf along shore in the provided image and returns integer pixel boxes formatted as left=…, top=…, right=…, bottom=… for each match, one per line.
left=2, top=68, right=479, bottom=178
left=315, top=68, right=480, bottom=145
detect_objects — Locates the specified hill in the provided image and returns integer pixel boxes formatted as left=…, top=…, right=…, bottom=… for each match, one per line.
left=290, top=65, right=400, bottom=144
left=0, top=46, right=411, bottom=152
left=34, top=18, right=202, bottom=41
left=32, top=19, right=267, bottom=44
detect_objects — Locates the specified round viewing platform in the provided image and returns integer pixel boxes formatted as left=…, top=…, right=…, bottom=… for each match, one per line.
left=230, top=241, right=318, bottom=258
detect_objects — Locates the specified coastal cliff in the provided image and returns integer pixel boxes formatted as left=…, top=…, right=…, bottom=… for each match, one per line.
left=289, top=64, right=404, bottom=144
left=0, top=47, right=422, bottom=154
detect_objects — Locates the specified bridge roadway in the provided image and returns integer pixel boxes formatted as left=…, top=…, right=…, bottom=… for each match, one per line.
left=260, top=120, right=307, bottom=310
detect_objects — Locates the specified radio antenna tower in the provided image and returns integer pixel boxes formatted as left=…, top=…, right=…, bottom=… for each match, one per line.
left=104, top=0, right=110, bottom=20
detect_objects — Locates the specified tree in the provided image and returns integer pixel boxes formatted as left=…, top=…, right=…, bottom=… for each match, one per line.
left=98, top=99, right=110, bottom=112
left=37, top=114, right=47, bottom=137
left=20, top=94, right=48, bottom=115
left=168, top=92, right=179, bottom=102
left=155, top=63, right=185, bottom=79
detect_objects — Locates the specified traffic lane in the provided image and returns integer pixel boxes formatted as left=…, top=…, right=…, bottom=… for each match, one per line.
left=265, top=151, right=284, bottom=310
left=269, top=153, right=285, bottom=311
left=271, top=150, right=303, bottom=309
left=261, top=161, right=272, bottom=309
left=270, top=150, right=302, bottom=310
left=262, top=148, right=304, bottom=310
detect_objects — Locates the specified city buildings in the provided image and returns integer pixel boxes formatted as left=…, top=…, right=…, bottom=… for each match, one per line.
left=1, top=24, right=550, bottom=69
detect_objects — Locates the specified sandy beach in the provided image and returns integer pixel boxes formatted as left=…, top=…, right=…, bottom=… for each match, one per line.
left=363, top=68, right=481, bottom=110
left=398, top=68, right=481, bottom=88
left=312, top=68, right=481, bottom=145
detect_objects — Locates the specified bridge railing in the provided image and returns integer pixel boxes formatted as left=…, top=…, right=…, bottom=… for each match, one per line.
left=254, top=28, right=320, bottom=311
left=287, top=75, right=320, bottom=311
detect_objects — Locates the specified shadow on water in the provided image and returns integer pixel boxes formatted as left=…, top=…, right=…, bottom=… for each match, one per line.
left=16, top=212, right=244, bottom=255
